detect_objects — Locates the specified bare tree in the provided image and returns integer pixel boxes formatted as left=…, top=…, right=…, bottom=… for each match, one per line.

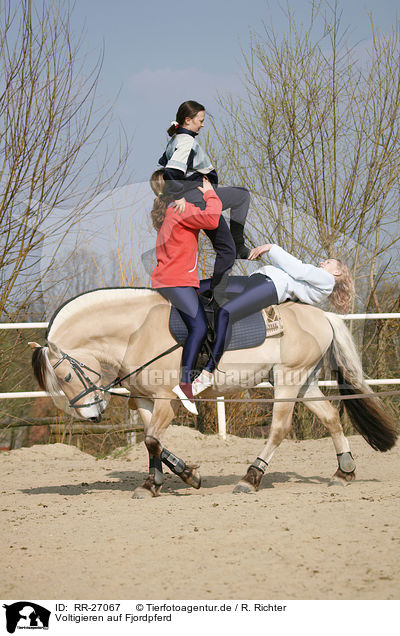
left=208, top=1, right=400, bottom=313
left=0, top=0, right=128, bottom=320
left=203, top=1, right=400, bottom=435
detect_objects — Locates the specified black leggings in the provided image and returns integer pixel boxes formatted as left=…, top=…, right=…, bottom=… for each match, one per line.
left=199, top=275, right=278, bottom=372
left=158, top=286, right=207, bottom=384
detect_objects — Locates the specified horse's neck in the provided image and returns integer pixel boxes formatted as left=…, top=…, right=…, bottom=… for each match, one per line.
left=48, top=289, right=168, bottom=368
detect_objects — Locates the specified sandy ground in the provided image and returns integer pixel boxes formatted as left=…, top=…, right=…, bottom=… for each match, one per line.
left=0, top=426, right=399, bottom=600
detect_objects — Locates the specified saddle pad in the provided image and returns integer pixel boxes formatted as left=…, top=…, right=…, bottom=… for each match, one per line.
left=169, top=305, right=267, bottom=351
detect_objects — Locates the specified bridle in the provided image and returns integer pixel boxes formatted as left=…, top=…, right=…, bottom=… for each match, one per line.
left=52, top=350, right=105, bottom=409
left=51, top=343, right=181, bottom=410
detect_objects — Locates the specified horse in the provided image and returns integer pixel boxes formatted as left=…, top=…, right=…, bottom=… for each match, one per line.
left=29, top=287, right=397, bottom=498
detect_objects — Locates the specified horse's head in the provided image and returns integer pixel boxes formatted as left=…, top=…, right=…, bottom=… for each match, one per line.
left=30, top=341, right=108, bottom=422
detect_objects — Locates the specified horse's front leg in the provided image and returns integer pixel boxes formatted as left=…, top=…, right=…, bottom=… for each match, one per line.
left=233, top=382, right=299, bottom=494
left=139, top=435, right=201, bottom=496
left=130, top=398, right=163, bottom=498
left=132, top=397, right=201, bottom=499
left=160, top=445, right=201, bottom=489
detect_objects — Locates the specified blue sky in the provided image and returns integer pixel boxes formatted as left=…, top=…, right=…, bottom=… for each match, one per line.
left=71, top=0, right=400, bottom=182
left=32, top=0, right=400, bottom=309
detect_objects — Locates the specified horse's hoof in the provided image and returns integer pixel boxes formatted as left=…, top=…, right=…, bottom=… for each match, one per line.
left=188, top=469, right=201, bottom=489
left=132, top=476, right=162, bottom=498
left=329, top=468, right=356, bottom=487
left=233, top=466, right=263, bottom=494
left=180, top=467, right=201, bottom=489
left=132, top=487, right=155, bottom=499
left=233, top=481, right=256, bottom=494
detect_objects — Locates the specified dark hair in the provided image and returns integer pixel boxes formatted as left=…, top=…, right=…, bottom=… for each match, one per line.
left=167, top=100, right=205, bottom=136
left=149, top=169, right=173, bottom=231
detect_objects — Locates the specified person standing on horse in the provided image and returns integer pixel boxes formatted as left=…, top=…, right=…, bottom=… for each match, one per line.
left=150, top=171, right=222, bottom=415
left=192, top=243, right=355, bottom=395
left=158, top=100, right=251, bottom=307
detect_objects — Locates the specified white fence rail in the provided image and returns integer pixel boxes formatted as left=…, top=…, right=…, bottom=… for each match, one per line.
left=1, top=315, right=399, bottom=439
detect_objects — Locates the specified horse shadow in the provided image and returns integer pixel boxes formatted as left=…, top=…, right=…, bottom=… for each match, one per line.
left=20, top=469, right=380, bottom=497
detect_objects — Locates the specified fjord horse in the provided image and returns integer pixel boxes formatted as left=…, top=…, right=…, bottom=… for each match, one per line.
left=30, top=288, right=397, bottom=497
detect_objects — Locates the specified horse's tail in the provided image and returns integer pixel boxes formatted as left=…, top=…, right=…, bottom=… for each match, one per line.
left=325, top=312, right=397, bottom=452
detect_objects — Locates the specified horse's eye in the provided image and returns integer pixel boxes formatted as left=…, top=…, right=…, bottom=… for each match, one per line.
left=64, top=373, right=72, bottom=382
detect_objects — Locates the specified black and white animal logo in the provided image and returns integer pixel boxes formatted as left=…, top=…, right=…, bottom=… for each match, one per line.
left=3, top=602, right=50, bottom=633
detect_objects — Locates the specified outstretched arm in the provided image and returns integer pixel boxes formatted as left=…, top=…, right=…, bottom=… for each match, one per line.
left=180, top=179, right=222, bottom=230
left=250, top=244, right=334, bottom=287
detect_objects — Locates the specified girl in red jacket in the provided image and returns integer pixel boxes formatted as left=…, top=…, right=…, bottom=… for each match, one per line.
left=150, top=171, right=222, bottom=414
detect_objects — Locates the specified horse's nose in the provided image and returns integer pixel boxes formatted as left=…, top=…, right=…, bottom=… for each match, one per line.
left=89, top=414, right=102, bottom=423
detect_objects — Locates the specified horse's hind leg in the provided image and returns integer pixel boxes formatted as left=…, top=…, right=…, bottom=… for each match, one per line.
left=302, top=384, right=356, bottom=484
left=233, top=383, right=299, bottom=494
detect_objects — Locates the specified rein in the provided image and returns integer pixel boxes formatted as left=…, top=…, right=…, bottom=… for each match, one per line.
left=51, top=346, right=400, bottom=409
left=51, top=343, right=181, bottom=409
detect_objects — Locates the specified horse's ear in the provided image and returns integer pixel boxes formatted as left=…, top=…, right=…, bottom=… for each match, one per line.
left=28, top=342, right=41, bottom=350
left=47, top=341, right=61, bottom=357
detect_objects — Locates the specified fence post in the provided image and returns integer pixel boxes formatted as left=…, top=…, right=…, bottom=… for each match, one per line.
left=217, top=397, right=226, bottom=440
left=128, top=408, right=141, bottom=445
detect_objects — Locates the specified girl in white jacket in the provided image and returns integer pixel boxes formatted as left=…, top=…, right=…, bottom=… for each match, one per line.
left=193, top=243, right=355, bottom=395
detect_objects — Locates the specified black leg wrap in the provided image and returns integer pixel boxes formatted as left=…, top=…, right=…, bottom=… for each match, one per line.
left=161, top=447, right=186, bottom=474
left=250, top=457, right=268, bottom=474
left=149, top=456, right=164, bottom=486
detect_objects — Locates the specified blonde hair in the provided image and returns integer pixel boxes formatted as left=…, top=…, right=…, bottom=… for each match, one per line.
left=149, top=169, right=172, bottom=231
left=329, top=260, right=355, bottom=314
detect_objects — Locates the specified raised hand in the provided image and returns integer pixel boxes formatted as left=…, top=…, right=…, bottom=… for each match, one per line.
left=197, top=176, right=214, bottom=194
left=248, top=244, right=273, bottom=260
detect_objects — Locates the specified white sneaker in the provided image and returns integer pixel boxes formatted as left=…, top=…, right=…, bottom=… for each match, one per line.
left=192, top=372, right=214, bottom=396
left=172, top=384, right=198, bottom=415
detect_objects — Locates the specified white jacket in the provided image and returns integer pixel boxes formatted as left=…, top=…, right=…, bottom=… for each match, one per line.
left=252, top=245, right=335, bottom=305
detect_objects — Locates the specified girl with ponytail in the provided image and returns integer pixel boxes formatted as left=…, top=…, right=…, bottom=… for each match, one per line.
left=158, top=100, right=251, bottom=306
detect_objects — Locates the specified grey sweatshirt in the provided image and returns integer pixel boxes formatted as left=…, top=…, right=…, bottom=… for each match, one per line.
left=252, top=245, right=335, bottom=305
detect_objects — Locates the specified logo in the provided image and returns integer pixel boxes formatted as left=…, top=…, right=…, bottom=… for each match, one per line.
left=3, top=603, right=51, bottom=633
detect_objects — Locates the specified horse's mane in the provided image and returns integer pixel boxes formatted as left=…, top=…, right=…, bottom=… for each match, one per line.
left=31, top=346, right=58, bottom=392
left=31, top=346, right=80, bottom=416
left=46, top=286, right=160, bottom=340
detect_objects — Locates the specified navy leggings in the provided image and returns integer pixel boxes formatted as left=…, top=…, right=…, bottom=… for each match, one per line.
left=158, top=286, right=207, bottom=384
left=199, top=274, right=279, bottom=372
left=184, top=186, right=250, bottom=297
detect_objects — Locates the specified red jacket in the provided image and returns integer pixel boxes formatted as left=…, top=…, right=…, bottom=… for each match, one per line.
left=152, top=190, right=222, bottom=288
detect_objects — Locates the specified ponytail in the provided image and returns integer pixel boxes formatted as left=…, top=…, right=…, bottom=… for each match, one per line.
left=151, top=195, right=169, bottom=231
left=149, top=169, right=173, bottom=231
left=167, top=120, right=179, bottom=137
